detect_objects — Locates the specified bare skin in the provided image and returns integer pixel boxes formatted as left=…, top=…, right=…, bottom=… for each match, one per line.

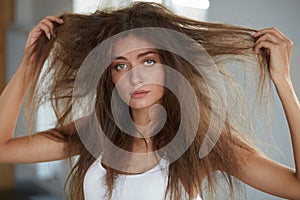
left=0, top=16, right=299, bottom=198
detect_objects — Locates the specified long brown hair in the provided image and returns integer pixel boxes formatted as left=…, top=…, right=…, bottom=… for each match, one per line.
left=26, top=2, right=270, bottom=200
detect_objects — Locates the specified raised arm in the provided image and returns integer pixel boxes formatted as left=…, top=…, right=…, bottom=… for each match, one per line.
left=0, top=16, right=79, bottom=163
left=235, top=28, right=300, bottom=199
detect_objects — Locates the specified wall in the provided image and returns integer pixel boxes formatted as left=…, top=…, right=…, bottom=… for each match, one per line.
left=0, top=0, right=14, bottom=190
left=15, top=0, right=72, bottom=25
left=208, top=0, right=300, bottom=199
left=7, top=0, right=73, bottom=80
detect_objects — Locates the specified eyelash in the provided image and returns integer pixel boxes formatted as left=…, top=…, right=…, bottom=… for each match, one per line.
left=113, top=59, right=157, bottom=71
left=113, top=63, right=127, bottom=71
left=144, top=59, right=156, bottom=66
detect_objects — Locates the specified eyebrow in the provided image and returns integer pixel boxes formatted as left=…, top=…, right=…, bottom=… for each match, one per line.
left=112, top=50, right=159, bottom=61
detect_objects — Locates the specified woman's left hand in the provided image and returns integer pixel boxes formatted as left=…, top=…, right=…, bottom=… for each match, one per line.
left=252, top=28, right=293, bottom=83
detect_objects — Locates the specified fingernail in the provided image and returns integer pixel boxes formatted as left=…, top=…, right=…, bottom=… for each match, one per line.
left=47, top=33, right=51, bottom=40
left=251, top=32, right=256, bottom=37
left=60, top=19, right=64, bottom=23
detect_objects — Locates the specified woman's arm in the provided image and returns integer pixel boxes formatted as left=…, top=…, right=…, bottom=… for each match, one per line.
left=235, top=28, right=300, bottom=199
left=0, top=130, right=70, bottom=163
left=0, top=16, right=78, bottom=163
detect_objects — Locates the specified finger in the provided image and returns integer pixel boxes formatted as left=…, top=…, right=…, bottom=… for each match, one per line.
left=41, top=16, right=64, bottom=37
left=44, top=15, right=64, bottom=25
left=253, top=40, right=278, bottom=55
left=38, top=22, right=52, bottom=40
left=252, top=27, right=286, bottom=40
left=40, top=20, right=55, bottom=36
left=255, top=32, right=284, bottom=45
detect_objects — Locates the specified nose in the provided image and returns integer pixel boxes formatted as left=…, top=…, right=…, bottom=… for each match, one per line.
left=130, top=66, right=144, bottom=85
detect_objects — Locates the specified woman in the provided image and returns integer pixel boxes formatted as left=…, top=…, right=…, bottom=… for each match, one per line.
left=0, top=2, right=299, bottom=200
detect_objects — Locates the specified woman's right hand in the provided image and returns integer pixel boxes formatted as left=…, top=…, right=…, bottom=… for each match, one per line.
left=21, top=16, right=64, bottom=68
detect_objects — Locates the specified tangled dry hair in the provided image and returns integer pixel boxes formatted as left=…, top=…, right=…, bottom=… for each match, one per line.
left=25, top=2, right=271, bottom=200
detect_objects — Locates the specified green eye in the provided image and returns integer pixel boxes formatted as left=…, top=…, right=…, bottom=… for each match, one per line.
left=144, top=59, right=155, bottom=66
left=114, top=63, right=127, bottom=71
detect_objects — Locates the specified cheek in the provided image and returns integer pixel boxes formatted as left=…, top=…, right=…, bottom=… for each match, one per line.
left=145, top=66, right=165, bottom=84
left=157, top=85, right=165, bottom=96
left=112, top=75, right=130, bottom=101
left=111, top=72, right=120, bottom=85
left=156, top=69, right=165, bottom=97
left=154, top=68, right=165, bottom=85
left=111, top=71, right=125, bottom=89
left=159, top=72, right=165, bottom=84
left=146, top=69, right=165, bottom=97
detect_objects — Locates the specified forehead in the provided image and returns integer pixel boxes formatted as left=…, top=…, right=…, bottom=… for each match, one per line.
left=113, top=35, right=158, bottom=57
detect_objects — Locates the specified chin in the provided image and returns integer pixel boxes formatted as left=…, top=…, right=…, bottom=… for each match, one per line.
left=129, top=100, right=154, bottom=110
left=129, top=104, right=151, bottom=110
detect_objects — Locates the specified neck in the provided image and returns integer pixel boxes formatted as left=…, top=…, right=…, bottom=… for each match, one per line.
left=131, top=107, right=151, bottom=127
left=131, top=105, right=165, bottom=139
left=131, top=107, right=157, bottom=140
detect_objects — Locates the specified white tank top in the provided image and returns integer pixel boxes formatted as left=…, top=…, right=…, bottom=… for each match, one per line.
left=84, top=157, right=202, bottom=200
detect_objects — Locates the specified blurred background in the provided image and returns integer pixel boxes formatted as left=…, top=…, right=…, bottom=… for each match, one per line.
left=0, top=0, right=299, bottom=199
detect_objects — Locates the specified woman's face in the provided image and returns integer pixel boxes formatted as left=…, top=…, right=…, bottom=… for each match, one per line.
left=111, top=36, right=165, bottom=110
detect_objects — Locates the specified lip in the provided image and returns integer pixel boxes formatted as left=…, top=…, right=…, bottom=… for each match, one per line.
left=130, top=89, right=150, bottom=98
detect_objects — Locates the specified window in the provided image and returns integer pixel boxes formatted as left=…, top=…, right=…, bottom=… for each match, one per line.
left=172, top=0, right=210, bottom=9
left=73, top=0, right=102, bottom=13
